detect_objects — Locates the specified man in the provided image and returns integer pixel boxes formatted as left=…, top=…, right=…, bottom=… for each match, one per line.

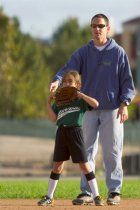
left=49, top=14, right=135, bottom=205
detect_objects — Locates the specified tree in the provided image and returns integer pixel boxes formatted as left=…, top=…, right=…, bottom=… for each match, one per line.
left=47, top=18, right=90, bottom=73
left=0, top=10, right=52, bottom=118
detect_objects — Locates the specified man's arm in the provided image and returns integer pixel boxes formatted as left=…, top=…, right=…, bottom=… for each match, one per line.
left=49, top=50, right=82, bottom=92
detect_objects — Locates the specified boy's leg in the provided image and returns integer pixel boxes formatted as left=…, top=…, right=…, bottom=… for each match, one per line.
left=73, top=163, right=103, bottom=206
left=38, top=161, right=63, bottom=206
left=85, top=171, right=99, bottom=197
left=85, top=171, right=104, bottom=206
left=37, top=171, right=61, bottom=206
left=79, top=162, right=99, bottom=198
left=47, top=171, right=60, bottom=199
left=48, top=161, right=64, bottom=199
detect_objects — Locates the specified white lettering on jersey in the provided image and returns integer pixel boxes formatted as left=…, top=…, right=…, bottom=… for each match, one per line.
left=57, top=107, right=80, bottom=120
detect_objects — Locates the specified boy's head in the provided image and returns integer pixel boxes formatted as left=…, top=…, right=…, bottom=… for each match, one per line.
left=62, top=70, right=81, bottom=90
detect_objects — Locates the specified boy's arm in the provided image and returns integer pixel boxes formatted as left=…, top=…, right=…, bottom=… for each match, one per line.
left=47, top=95, right=57, bottom=122
left=77, top=91, right=99, bottom=108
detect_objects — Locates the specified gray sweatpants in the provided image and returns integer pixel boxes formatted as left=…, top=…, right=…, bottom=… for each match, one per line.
left=80, top=109, right=123, bottom=195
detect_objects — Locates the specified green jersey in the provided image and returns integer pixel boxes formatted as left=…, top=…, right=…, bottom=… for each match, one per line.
left=52, top=99, right=91, bottom=127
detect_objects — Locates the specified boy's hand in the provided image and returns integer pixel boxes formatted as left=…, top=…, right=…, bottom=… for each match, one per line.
left=77, top=91, right=84, bottom=99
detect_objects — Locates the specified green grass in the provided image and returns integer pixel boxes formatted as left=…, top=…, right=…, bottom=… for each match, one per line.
left=0, top=178, right=140, bottom=199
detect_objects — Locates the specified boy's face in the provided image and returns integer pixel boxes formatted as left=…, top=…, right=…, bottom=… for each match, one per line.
left=62, top=75, right=77, bottom=88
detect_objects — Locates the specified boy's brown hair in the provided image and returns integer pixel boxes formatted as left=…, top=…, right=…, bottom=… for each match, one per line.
left=62, top=70, right=81, bottom=89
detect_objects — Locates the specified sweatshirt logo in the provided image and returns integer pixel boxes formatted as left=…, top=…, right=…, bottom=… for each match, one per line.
left=102, top=60, right=111, bottom=66
left=57, top=107, right=80, bottom=120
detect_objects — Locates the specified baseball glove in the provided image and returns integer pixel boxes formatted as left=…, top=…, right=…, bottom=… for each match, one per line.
left=55, top=86, right=78, bottom=107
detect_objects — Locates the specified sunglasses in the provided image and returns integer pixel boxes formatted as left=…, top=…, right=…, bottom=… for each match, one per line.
left=91, top=24, right=107, bottom=29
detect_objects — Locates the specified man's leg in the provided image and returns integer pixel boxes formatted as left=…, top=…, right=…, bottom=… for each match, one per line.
left=72, top=110, right=99, bottom=205
left=81, top=110, right=99, bottom=193
left=99, top=109, right=123, bottom=205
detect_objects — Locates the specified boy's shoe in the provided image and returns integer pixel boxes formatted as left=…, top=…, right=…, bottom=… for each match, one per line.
left=72, top=193, right=93, bottom=205
left=37, top=195, right=54, bottom=206
left=107, top=192, right=121, bottom=205
left=94, top=195, right=104, bottom=206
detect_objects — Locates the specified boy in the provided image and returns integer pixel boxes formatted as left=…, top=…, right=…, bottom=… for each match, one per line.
left=37, top=70, right=103, bottom=206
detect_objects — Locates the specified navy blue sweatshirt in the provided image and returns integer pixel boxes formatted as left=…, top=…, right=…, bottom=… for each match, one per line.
left=53, top=38, right=135, bottom=109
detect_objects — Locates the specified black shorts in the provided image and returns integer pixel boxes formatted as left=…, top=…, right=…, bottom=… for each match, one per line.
left=53, top=126, right=87, bottom=163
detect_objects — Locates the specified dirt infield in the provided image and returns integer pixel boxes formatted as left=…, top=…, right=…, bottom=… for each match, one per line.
left=0, top=199, right=140, bottom=210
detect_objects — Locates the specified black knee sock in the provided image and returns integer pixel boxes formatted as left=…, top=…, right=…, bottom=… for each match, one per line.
left=47, top=171, right=61, bottom=199
left=85, top=171, right=99, bottom=198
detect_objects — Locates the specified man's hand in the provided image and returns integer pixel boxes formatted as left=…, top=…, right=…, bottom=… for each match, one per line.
left=117, top=104, right=128, bottom=123
left=49, top=80, right=59, bottom=92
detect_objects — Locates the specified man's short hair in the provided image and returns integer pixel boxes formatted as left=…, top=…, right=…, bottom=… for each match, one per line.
left=91, top=14, right=109, bottom=25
